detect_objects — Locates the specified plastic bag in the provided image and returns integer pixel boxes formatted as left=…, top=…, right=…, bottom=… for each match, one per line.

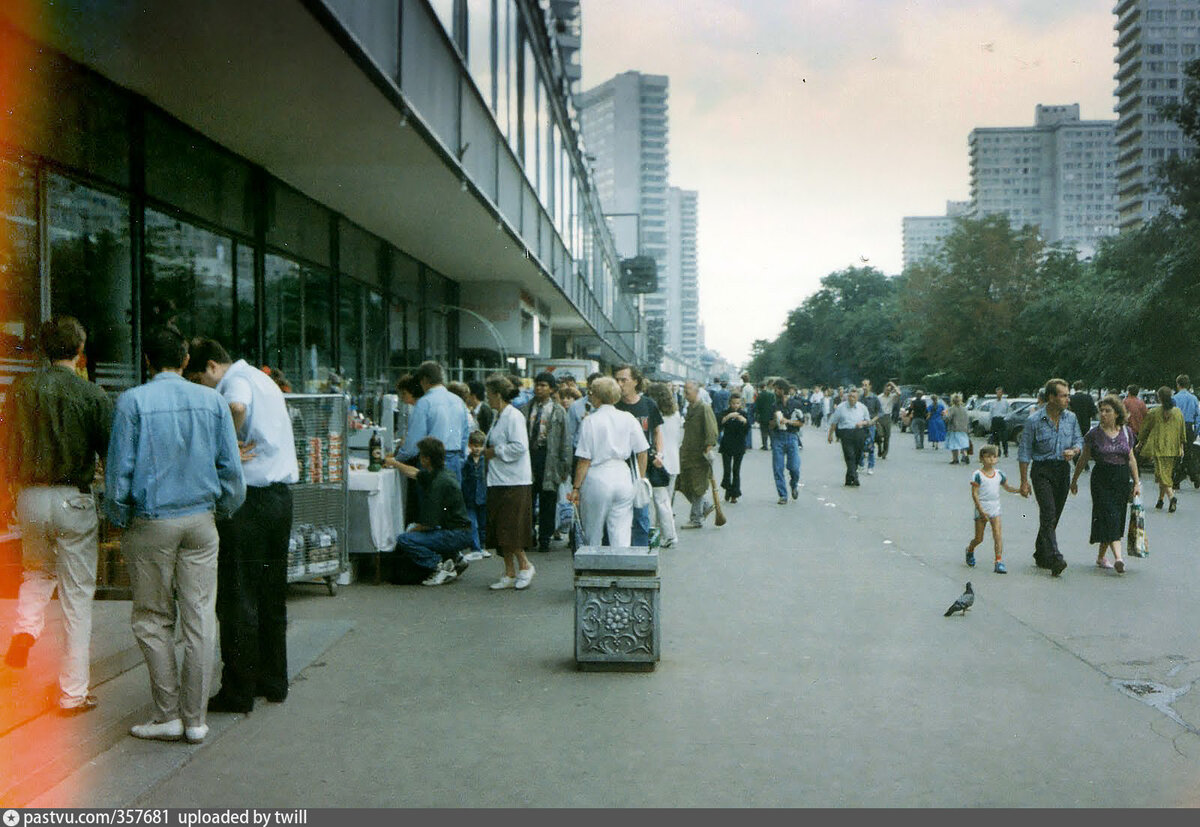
left=1127, top=495, right=1148, bottom=558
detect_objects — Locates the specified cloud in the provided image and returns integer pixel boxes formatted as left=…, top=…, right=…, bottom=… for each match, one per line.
left=580, top=0, right=1117, bottom=362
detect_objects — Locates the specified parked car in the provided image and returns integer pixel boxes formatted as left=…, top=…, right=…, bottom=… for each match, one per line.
left=970, top=397, right=1038, bottom=438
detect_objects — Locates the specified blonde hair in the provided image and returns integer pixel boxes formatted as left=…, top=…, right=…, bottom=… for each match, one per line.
left=950, top=393, right=963, bottom=406
left=589, top=376, right=622, bottom=405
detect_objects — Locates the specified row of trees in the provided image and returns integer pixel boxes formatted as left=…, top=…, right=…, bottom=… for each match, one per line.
left=749, top=62, right=1200, bottom=396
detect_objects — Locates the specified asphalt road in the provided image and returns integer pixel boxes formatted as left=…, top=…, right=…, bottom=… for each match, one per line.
left=43, top=425, right=1200, bottom=806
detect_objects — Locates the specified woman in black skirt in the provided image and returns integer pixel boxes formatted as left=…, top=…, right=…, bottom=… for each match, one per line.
left=1070, top=396, right=1141, bottom=573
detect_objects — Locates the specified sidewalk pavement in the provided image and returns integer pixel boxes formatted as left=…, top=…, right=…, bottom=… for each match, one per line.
left=4, top=428, right=1200, bottom=806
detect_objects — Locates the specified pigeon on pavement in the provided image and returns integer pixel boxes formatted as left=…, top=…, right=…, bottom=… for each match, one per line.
left=944, top=582, right=974, bottom=617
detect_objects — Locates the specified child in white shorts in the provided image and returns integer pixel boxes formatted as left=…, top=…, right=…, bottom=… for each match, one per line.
left=966, top=444, right=1020, bottom=573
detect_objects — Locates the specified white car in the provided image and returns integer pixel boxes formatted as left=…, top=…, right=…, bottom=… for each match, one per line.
left=969, top=397, right=1038, bottom=436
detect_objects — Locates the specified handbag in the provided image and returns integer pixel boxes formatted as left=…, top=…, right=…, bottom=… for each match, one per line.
left=1127, top=494, right=1149, bottom=558
left=628, top=456, right=653, bottom=509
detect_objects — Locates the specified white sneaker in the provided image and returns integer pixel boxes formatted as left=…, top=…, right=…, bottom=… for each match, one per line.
left=478, top=549, right=493, bottom=558
left=489, top=575, right=517, bottom=590
left=867, top=469, right=875, bottom=475
left=421, top=561, right=457, bottom=586
left=514, top=566, right=535, bottom=590
left=659, top=537, right=677, bottom=549
left=131, top=718, right=184, bottom=741
left=185, top=724, right=209, bottom=743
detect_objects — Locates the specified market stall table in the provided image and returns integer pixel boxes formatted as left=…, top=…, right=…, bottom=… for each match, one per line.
left=347, top=467, right=406, bottom=583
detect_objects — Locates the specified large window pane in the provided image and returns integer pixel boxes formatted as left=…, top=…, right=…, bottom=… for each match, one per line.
left=264, top=253, right=302, bottom=386
left=144, top=207, right=233, bottom=348
left=235, top=243, right=256, bottom=362
left=496, top=0, right=514, bottom=148
left=338, top=278, right=363, bottom=396
left=539, top=79, right=552, bottom=208
left=429, top=0, right=456, bottom=42
left=521, top=37, right=537, bottom=179
left=365, top=288, right=387, bottom=394
left=466, top=0, right=493, bottom=106
left=0, top=157, right=40, bottom=402
left=266, top=182, right=331, bottom=267
left=48, top=174, right=134, bottom=395
left=303, top=268, right=333, bottom=392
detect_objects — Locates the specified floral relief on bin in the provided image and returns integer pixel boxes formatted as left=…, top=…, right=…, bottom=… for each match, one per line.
left=579, top=587, right=655, bottom=655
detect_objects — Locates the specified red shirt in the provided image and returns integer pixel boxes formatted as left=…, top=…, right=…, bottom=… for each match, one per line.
left=1124, top=395, right=1148, bottom=435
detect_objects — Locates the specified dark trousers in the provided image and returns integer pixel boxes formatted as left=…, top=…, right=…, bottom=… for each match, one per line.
left=1175, top=423, right=1199, bottom=487
left=720, top=450, right=744, bottom=498
left=990, top=416, right=1009, bottom=456
left=215, top=483, right=292, bottom=706
left=531, top=455, right=557, bottom=551
left=759, top=420, right=772, bottom=449
left=838, top=428, right=865, bottom=484
left=876, top=416, right=892, bottom=458
left=1031, top=460, right=1070, bottom=566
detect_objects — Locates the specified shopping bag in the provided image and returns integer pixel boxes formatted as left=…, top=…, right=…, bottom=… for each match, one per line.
left=556, top=499, right=574, bottom=534
left=1127, top=495, right=1148, bottom=558
left=569, top=501, right=587, bottom=553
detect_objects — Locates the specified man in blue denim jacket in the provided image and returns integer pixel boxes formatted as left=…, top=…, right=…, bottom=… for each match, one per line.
left=105, top=327, right=245, bottom=744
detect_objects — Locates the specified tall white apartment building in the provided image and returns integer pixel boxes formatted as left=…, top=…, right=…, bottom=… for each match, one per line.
left=968, top=104, right=1118, bottom=256
left=901, top=201, right=970, bottom=269
left=667, top=187, right=701, bottom=361
left=579, top=72, right=671, bottom=345
left=1113, top=0, right=1200, bottom=230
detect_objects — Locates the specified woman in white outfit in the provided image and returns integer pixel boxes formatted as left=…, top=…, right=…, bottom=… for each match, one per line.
left=645, top=382, right=681, bottom=548
left=568, top=377, right=649, bottom=548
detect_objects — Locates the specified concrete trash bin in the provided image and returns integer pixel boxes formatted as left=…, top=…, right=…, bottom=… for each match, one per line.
left=574, top=545, right=660, bottom=671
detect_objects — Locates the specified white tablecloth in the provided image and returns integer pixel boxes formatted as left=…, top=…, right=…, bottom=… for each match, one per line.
left=348, top=469, right=406, bottom=553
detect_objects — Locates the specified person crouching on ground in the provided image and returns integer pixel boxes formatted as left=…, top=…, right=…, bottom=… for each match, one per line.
left=965, top=445, right=1020, bottom=574
left=676, top=381, right=718, bottom=528
left=389, top=437, right=475, bottom=586
left=568, top=377, right=649, bottom=547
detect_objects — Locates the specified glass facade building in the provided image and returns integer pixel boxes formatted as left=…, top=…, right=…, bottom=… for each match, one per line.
left=0, top=0, right=640, bottom=406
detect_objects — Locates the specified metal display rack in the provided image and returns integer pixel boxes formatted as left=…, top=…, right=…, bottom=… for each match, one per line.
left=285, top=393, right=349, bottom=595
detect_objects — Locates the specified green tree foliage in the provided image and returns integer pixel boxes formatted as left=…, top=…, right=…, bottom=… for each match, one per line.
left=748, top=59, right=1200, bottom=394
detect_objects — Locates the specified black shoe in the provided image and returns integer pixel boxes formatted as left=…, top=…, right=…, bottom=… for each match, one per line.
left=1050, top=558, right=1067, bottom=577
left=4, top=633, right=35, bottom=668
left=58, top=694, right=99, bottom=716
left=1033, top=555, right=1051, bottom=569
left=207, top=692, right=253, bottom=714
left=453, top=553, right=471, bottom=573
left=1155, top=499, right=1164, bottom=510
left=1169, top=497, right=1178, bottom=513
left=791, top=483, right=799, bottom=499
left=255, top=689, right=288, bottom=703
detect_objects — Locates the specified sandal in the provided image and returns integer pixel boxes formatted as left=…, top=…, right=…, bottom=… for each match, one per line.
left=1096, top=558, right=1113, bottom=569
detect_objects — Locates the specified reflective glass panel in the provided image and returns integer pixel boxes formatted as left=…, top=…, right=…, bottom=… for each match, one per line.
left=144, top=207, right=234, bottom=348
left=48, top=174, right=134, bottom=395
left=235, top=243, right=256, bottom=363
left=339, top=277, right=363, bottom=396
left=365, top=288, right=388, bottom=394
left=0, top=157, right=40, bottom=399
left=496, top=0, right=514, bottom=147
left=264, top=253, right=302, bottom=386
left=466, top=0, right=493, bottom=106
left=521, top=38, right=537, bottom=179
left=302, top=268, right=333, bottom=392
left=429, top=0, right=456, bottom=42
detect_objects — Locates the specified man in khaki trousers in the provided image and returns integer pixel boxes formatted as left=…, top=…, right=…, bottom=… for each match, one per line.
left=105, top=327, right=244, bottom=744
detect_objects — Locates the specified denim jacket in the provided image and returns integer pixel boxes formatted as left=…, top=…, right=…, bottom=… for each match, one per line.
left=460, top=455, right=487, bottom=507
left=105, top=372, right=246, bottom=527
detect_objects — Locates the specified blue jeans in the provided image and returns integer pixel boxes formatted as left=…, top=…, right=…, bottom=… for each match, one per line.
left=444, top=451, right=465, bottom=484
left=772, top=432, right=801, bottom=497
left=466, top=505, right=486, bottom=550
left=859, top=425, right=876, bottom=470
left=395, top=527, right=473, bottom=569
left=630, top=505, right=651, bottom=547
left=912, top=417, right=926, bottom=448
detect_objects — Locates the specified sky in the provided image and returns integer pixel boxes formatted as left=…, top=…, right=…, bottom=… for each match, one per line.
left=579, top=0, right=1119, bottom=366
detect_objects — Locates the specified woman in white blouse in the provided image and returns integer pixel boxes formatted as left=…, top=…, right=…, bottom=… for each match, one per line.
left=567, top=377, right=650, bottom=548
left=483, top=374, right=536, bottom=590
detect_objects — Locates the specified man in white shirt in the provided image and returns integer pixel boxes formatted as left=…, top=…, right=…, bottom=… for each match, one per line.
left=186, top=338, right=299, bottom=714
left=826, top=388, right=873, bottom=486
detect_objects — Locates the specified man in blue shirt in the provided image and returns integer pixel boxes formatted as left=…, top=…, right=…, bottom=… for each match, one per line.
left=397, top=361, right=470, bottom=482
left=1172, top=374, right=1200, bottom=488
left=1018, top=378, right=1082, bottom=577
left=106, top=327, right=245, bottom=744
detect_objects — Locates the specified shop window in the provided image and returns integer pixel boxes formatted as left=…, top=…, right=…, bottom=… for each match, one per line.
left=264, top=253, right=302, bottom=387
left=339, top=219, right=381, bottom=287
left=388, top=300, right=418, bottom=378
left=144, top=207, right=234, bottom=349
left=365, top=288, right=388, bottom=394
left=303, top=268, right=334, bottom=392
left=235, top=243, right=257, bottom=364
left=0, top=157, right=40, bottom=399
left=145, top=111, right=254, bottom=236
left=36, top=54, right=131, bottom=188
left=47, top=174, right=134, bottom=394
left=338, top=278, right=364, bottom=396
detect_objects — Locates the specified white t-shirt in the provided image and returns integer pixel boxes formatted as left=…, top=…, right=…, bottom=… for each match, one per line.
left=216, top=360, right=299, bottom=487
left=575, top=405, right=649, bottom=466
left=971, top=468, right=1006, bottom=518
